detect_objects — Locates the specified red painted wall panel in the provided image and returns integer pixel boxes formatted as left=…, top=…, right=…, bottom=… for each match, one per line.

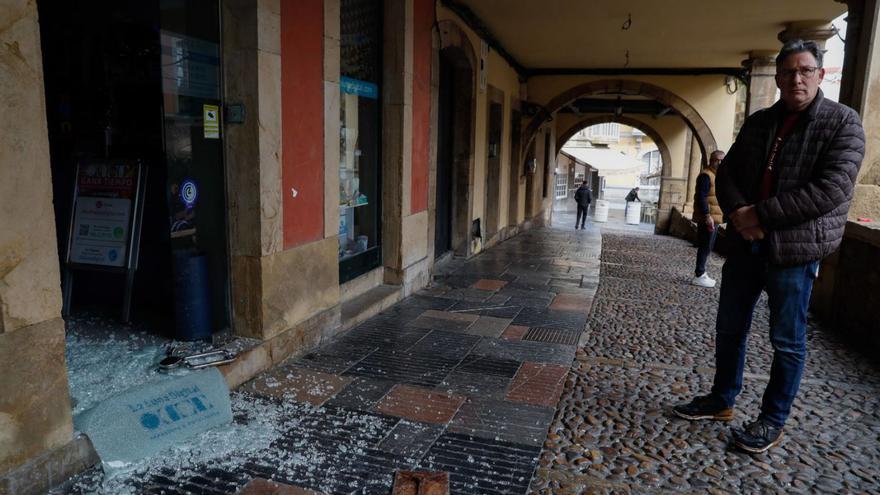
left=411, top=0, right=433, bottom=214
left=282, top=0, right=325, bottom=249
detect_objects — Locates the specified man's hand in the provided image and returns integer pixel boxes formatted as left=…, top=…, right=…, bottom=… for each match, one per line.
left=730, top=205, right=761, bottom=231
left=730, top=205, right=766, bottom=241
left=739, top=225, right=765, bottom=242
left=705, top=216, right=715, bottom=230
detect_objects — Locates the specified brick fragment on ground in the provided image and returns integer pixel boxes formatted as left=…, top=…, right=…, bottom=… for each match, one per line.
left=237, top=478, right=324, bottom=495
left=391, top=471, right=449, bottom=495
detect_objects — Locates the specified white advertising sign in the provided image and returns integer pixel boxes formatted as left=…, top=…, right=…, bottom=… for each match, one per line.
left=71, top=197, right=131, bottom=267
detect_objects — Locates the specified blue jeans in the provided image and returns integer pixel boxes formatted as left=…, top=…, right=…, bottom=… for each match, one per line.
left=694, top=223, right=717, bottom=277
left=710, top=253, right=819, bottom=428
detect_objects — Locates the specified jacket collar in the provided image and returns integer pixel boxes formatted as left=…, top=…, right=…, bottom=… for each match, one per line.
left=770, top=88, right=824, bottom=122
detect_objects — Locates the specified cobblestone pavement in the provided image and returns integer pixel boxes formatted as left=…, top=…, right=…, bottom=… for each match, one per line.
left=53, top=216, right=602, bottom=494
left=530, top=227, right=880, bottom=495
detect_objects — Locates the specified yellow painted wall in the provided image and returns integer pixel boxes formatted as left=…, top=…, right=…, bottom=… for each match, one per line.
left=529, top=75, right=738, bottom=152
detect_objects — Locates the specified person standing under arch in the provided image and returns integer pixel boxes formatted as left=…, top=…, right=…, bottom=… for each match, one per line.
left=692, top=150, right=725, bottom=287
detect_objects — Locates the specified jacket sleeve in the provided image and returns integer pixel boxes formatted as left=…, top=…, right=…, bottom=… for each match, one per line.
left=755, top=111, right=865, bottom=230
left=715, top=125, right=751, bottom=217
left=695, top=174, right=710, bottom=215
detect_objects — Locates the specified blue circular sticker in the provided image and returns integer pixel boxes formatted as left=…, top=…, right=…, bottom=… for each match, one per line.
left=140, top=413, right=161, bottom=430
left=180, top=179, right=198, bottom=207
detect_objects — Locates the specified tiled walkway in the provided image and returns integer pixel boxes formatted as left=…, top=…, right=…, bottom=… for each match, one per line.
left=55, top=216, right=602, bottom=495
left=53, top=208, right=880, bottom=494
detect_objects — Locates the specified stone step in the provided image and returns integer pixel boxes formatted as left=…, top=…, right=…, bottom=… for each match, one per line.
left=340, top=284, right=403, bottom=332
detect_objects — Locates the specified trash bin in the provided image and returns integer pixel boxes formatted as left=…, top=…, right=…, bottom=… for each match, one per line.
left=626, top=201, right=642, bottom=225
left=172, top=252, right=212, bottom=341
left=594, top=200, right=609, bottom=222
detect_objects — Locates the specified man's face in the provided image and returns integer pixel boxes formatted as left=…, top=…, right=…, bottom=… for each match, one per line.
left=710, top=152, right=725, bottom=167
left=776, top=51, right=825, bottom=112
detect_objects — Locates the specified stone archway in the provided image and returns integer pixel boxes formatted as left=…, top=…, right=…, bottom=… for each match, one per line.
left=526, top=79, right=717, bottom=165
left=556, top=115, right=673, bottom=176
left=435, top=20, right=477, bottom=257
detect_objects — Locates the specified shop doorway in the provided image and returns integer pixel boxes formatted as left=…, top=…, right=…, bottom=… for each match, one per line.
left=483, top=88, right=504, bottom=241
left=436, top=46, right=475, bottom=257
left=39, top=1, right=231, bottom=337
left=434, top=54, right=455, bottom=257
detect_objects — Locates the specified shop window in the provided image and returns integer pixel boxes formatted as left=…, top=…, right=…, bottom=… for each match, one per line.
left=338, top=0, right=382, bottom=283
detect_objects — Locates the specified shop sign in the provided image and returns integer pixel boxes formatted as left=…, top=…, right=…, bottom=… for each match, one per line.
left=69, top=163, right=138, bottom=268
left=74, top=368, right=232, bottom=466
left=341, top=76, right=378, bottom=99
left=203, top=104, right=220, bottom=139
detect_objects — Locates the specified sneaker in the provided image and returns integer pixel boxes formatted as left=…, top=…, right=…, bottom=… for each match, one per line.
left=692, top=273, right=716, bottom=288
left=732, top=418, right=784, bottom=454
left=672, top=394, right=735, bottom=421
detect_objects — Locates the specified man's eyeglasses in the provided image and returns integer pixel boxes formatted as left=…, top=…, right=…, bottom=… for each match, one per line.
left=777, top=67, right=820, bottom=79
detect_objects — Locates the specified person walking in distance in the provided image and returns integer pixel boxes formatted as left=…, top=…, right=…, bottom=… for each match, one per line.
left=672, top=39, right=864, bottom=454
left=624, top=186, right=640, bottom=217
left=574, top=180, right=592, bottom=230
left=692, top=150, right=725, bottom=288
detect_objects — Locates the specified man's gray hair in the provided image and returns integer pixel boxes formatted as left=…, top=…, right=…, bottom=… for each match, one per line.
left=776, top=39, right=824, bottom=69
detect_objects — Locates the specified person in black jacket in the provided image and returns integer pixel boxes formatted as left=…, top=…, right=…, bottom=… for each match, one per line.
left=573, top=180, right=592, bottom=229
left=672, top=40, right=864, bottom=454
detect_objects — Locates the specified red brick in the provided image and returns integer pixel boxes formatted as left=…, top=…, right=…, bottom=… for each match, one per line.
left=376, top=385, right=465, bottom=424
left=548, top=294, right=592, bottom=312
left=392, top=471, right=449, bottom=495
left=505, top=362, right=569, bottom=407
left=471, top=279, right=508, bottom=291
left=501, top=324, right=529, bottom=341
left=238, top=478, right=324, bottom=495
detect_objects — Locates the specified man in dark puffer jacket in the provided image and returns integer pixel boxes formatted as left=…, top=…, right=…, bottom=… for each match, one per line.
left=672, top=40, right=864, bottom=454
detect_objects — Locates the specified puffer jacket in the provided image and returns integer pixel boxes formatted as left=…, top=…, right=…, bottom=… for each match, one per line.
left=716, top=90, right=864, bottom=266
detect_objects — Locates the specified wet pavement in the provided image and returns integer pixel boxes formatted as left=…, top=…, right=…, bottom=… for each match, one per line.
left=52, top=208, right=880, bottom=494
left=53, top=211, right=600, bottom=495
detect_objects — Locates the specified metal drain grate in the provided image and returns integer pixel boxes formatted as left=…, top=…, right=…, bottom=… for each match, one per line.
left=522, top=326, right=580, bottom=345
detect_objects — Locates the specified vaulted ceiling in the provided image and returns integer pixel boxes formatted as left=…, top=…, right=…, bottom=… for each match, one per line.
left=448, top=0, right=846, bottom=70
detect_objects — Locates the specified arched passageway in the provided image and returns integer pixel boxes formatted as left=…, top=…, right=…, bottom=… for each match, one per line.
left=556, top=115, right=672, bottom=179
left=525, top=79, right=717, bottom=167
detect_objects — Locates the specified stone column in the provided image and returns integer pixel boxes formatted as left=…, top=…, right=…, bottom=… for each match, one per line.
left=837, top=0, right=880, bottom=220
left=383, top=0, right=430, bottom=293
left=0, top=0, right=73, bottom=476
left=324, top=0, right=341, bottom=239
left=778, top=21, right=838, bottom=50
left=742, top=51, right=778, bottom=115
left=222, top=0, right=283, bottom=338
left=681, top=131, right=702, bottom=215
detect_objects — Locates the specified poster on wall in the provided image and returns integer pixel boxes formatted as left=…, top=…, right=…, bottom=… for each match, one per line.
left=69, top=162, right=140, bottom=267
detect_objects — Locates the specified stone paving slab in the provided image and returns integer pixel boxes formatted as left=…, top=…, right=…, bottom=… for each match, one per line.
left=449, top=397, right=556, bottom=447
left=376, top=384, right=466, bottom=424
left=247, top=365, right=353, bottom=406
left=505, top=362, right=569, bottom=408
